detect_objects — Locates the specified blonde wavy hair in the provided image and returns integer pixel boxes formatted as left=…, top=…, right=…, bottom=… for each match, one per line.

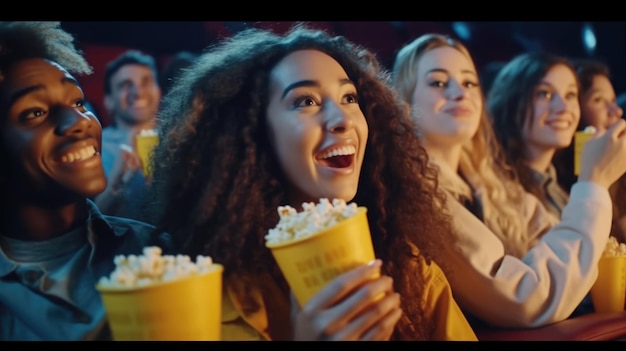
left=392, top=33, right=529, bottom=257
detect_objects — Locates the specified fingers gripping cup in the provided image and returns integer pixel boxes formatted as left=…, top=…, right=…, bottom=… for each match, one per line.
left=265, top=199, right=377, bottom=307
left=590, top=237, right=626, bottom=313
left=96, top=247, right=223, bottom=340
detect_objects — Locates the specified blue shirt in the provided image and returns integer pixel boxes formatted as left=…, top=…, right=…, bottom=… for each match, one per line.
left=0, top=199, right=172, bottom=340
left=101, top=126, right=150, bottom=221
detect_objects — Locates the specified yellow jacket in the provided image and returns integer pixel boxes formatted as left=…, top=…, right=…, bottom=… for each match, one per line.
left=219, top=254, right=477, bottom=341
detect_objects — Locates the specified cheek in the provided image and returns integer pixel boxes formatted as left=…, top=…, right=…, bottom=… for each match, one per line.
left=470, top=91, right=483, bottom=107
left=582, top=105, right=601, bottom=125
left=571, top=103, right=581, bottom=122
left=356, top=114, right=368, bottom=157
left=3, top=129, right=32, bottom=160
left=413, top=97, right=439, bottom=124
left=269, top=117, right=309, bottom=166
left=3, top=132, right=42, bottom=180
left=413, top=89, right=436, bottom=109
left=532, top=101, right=549, bottom=122
left=521, top=115, right=535, bottom=137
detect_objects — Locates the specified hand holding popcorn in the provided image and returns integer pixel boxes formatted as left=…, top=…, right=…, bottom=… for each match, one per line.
left=265, top=198, right=376, bottom=306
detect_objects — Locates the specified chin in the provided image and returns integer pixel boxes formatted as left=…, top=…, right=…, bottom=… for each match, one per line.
left=82, top=181, right=107, bottom=198
left=334, top=188, right=358, bottom=203
left=555, top=139, right=574, bottom=149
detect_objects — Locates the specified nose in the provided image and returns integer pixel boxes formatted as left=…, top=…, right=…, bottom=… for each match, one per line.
left=610, top=102, right=623, bottom=120
left=325, top=101, right=354, bottom=133
left=446, top=79, right=467, bottom=100
left=54, top=106, right=92, bottom=136
left=550, top=93, right=567, bottom=112
left=127, top=83, right=141, bottom=98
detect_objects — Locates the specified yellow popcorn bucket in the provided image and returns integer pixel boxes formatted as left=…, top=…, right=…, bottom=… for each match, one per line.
left=574, top=129, right=594, bottom=175
left=135, top=131, right=159, bottom=177
left=266, top=207, right=377, bottom=307
left=96, top=264, right=223, bottom=341
left=590, top=256, right=626, bottom=313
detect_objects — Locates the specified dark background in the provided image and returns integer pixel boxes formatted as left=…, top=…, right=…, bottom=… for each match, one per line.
left=59, top=21, right=626, bottom=127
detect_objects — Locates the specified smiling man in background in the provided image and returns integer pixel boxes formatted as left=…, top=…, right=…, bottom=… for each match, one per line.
left=95, top=50, right=162, bottom=222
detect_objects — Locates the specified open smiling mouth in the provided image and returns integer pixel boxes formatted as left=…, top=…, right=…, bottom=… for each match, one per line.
left=316, top=146, right=356, bottom=168
left=60, top=145, right=97, bottom=163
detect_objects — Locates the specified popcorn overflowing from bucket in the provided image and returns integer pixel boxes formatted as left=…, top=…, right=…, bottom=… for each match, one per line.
left=265, top=198, right=359, bottom=245
left=98, top=246, right=215, bottom=288
left=602, top=236, right=626, bottom=257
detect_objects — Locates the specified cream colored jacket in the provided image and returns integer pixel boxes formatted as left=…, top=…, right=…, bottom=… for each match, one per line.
left=434, top=160, right=612, bottom=328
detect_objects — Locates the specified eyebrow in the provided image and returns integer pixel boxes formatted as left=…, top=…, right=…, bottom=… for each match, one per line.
left=589, top=87, right=614, bottom=96
left=425, top=68, right=477, bottom=76
left=280, top=78, right=354, bottom=100
left=537, top=81, right=577, bottom=90
left=8, top=76, right=81, bottom=106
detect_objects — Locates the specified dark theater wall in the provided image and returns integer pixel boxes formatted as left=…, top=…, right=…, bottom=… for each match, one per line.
left=60, top=21, right=626, bottom=128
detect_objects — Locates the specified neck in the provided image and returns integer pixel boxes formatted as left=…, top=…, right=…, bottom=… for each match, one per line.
left=524, top=144, right=556, bottom=173
left=423, top=140, right=462, bottom=172
left=3, top=199, right=87, bottom=241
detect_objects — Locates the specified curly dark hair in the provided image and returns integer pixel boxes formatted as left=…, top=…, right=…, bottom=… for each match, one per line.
left=0, top=21, right=92, bottom=83
left=148, top=23, right=456, bottom=340
left=487, top=51, right=579, bottom=206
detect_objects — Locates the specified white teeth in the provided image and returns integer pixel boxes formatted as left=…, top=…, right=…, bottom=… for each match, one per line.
left=60, top=145, right=96, bottom=163
left=320, top=145, right=356, bottom=159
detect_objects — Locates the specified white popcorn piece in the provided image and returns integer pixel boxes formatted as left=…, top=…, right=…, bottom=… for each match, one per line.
left=583, top=126, right=597, bottom=134
left=98, top=247, right=216, bottom=288
left=139, top=128, right=158, bottom=137
left=602, top=236, right=626, bottom=257
left=265, top=198, right=360, bottom=245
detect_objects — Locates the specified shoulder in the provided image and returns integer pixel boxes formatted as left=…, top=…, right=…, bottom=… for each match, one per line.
left=404, top=242, right=445, bottom=286
left=101, top=215, right=174, bottom=254
left=101, top=126, right=125, bottom=144
left=101, top=126, right=116, bottom=138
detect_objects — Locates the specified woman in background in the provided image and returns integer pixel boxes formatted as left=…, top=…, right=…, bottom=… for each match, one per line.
left=487, top=51, right=579, bottom=218
left=553, top=59, right=626, bottom=244
left=392, top=33, right=626, bottom=329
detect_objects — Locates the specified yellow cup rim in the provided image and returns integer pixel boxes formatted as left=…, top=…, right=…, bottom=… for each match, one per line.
left=265, top=207, right=367, bottom=249
left=599, top=255, right=626, bottom=261
left=96, top=263, right=223, bottom=293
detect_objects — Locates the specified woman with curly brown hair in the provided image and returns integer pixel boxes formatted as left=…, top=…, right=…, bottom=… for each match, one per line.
left=147, top=24, right=476, bottom=341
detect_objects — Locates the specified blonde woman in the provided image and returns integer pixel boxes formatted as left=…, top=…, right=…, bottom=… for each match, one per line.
left=392, top=33, right=626, bottom=329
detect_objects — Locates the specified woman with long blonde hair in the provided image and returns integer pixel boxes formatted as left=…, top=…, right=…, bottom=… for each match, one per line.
left=392, top=33, right=626, bottom=329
